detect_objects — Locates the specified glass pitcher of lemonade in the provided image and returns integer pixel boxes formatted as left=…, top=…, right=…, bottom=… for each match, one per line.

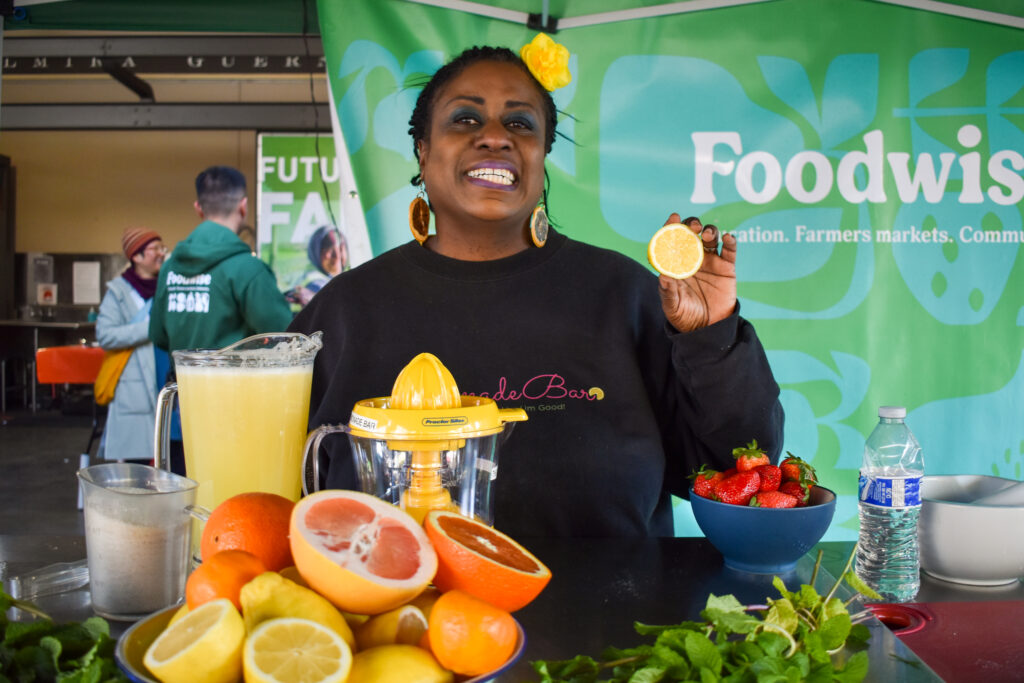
left=155, top=332, right=322, bottom=519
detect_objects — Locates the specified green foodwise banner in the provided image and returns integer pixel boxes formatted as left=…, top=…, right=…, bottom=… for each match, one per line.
left=316, top=0, right=1024, bottom=539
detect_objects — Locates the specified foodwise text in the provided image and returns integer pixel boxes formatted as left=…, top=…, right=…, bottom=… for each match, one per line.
left=692, top=125, right=1024, bottom=207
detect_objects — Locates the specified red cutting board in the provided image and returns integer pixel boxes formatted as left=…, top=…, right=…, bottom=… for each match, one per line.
left=869, top=601, right=1024, bottom=682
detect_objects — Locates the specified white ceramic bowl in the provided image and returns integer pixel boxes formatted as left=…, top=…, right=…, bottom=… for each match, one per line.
left=919, top=475, right=1024, bottom=586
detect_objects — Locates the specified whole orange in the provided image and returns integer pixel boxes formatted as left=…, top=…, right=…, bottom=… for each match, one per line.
left=427, top=589, right=517, bottom=677
left=200, top=492, right=295, bottom=571
left=185, top=549, right=266, bottom=611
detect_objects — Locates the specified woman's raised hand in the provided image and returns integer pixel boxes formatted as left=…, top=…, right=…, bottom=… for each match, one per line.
left=656, top=213, right=738, bottom=333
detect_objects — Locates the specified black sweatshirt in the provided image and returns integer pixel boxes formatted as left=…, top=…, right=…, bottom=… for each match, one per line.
left=289, top=229, right=783, bottom=538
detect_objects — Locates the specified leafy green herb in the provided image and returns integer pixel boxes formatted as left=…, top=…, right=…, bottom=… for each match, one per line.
left=531, top=547, right=883, bottom=682
left=1, top=588, right=129, bottom=682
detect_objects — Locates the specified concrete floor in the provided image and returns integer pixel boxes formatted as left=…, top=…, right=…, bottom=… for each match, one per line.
left=1, top=407, right=93, bottom=537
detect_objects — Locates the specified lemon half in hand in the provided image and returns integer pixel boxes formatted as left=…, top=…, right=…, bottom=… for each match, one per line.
left=143, top=598, right=245, bottom=683
left=243, top=617, right=353, bottom=683
left=647, top=223, right=704, bottom=279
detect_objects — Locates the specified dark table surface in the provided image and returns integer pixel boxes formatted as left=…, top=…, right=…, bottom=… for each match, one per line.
left=505, top=537, right=948, bottom=682
left=4, top=534, right=975, bottom=682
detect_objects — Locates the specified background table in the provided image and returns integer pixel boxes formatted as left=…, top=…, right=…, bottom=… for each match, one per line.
left=0, top=320, right=96, bottom=413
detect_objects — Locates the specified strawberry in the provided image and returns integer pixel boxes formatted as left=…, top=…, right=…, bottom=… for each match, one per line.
left=689, top=465, right=724, bottom=500
left=721, top=467, right=738, bottom=479
left=750, top=491, right=798, bottom=508
left=780, top=452, right=817, bottom=484
left=713, top=470, right=761, bottom=506
left=732, top=440, right=770, bottom=472
left=778, top=480, right=810, bottom=506
left=753, top=464, right=781, bottom=492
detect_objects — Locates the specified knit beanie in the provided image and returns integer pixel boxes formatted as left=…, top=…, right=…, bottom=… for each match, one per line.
left=122, top=227, right=161, bottom=259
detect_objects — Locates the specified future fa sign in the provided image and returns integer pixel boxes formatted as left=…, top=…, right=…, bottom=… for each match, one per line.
left=257, top=146, right=342, bottom=249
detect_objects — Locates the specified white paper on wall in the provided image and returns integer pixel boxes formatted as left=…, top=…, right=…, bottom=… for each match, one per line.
left=72, top=261, right=101, bottom=305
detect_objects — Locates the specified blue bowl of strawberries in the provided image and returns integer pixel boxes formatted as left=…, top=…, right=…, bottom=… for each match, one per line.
left=689, top=446, right=836, bottom=574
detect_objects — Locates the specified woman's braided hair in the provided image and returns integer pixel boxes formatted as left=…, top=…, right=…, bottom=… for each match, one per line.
left=408, top=46, right=558, bottom=187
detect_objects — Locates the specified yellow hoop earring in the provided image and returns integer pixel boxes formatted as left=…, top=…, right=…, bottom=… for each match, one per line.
left=409, top=190, right=430, bottom=245
left=529, top=204, right=549, bottom=248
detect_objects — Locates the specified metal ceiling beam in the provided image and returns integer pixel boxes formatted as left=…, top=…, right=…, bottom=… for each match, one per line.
left=2, top=35, right=322, bottom=58
left=0, top=102, right=331, bottom=130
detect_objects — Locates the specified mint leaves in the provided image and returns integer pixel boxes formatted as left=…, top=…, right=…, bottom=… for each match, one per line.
left=1, top=589, right=128, bottom=682
left=532, top=549, right=880, bottom=682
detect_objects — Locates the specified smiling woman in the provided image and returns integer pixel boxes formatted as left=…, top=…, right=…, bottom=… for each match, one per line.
left=288, top=36, right=785, bottom=539
left=406, top=46, right=557, bottom=259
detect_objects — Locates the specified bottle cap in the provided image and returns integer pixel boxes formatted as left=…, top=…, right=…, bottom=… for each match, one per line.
left=878, top=406, right=906, bottom=418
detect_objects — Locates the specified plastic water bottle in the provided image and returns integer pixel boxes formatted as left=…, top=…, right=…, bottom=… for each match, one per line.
left=855, top=406, right=923, bottom=602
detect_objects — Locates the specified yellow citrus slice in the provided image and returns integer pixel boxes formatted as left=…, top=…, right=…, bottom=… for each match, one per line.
left=354, top=604, right=428, bottom=650
left=289, top=489, right=438, bottom=615
left=647, top=223, right=704, bottom=279
left=347, top=644, right=453, bottom=683
left=243, top=617, right=353, bottom=683
left=142, top=598, right=245, bottom=683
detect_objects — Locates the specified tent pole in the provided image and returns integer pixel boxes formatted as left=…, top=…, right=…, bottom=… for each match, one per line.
left=402, top=0, right=530, bottom=26
left=869, top=0, right=1024, bottom=29
left=558, top=0, right=779, bottom=30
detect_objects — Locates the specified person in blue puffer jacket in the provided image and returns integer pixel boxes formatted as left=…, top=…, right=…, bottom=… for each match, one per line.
left=95, top=227, right=167, bottom=463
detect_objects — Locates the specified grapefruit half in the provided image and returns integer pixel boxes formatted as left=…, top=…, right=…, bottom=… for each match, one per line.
left=290, top=490, right=438, bottom=615
left=423, top=510, right=551, bottom=612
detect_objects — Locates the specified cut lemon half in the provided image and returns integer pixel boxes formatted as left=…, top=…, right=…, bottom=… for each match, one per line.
left=243, top=617, right=353, bottom=683
left=142, top=597, right=244, bottom=683
left=355, top=604, right=428, bottom=650
left=647, top=223, right=704, bottom=279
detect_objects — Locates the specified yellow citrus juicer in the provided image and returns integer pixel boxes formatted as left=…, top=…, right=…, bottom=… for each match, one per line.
left=303, top=353, right=527, bottom=526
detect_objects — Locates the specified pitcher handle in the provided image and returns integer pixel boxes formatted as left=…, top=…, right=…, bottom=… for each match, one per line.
left=154, top=381, right=178, bottom=472
left=301, top=424, right=348, bottom=496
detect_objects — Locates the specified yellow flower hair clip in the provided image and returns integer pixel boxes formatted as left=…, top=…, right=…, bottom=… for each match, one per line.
left=520, top=33, right=572, bottom=92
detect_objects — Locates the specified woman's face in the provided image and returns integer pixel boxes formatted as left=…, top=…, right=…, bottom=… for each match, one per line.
left=418, top=60, right=547, bottom=236
left=133, top=240, right=166, bottom=278
left=321, top=238, right=347, bottom=277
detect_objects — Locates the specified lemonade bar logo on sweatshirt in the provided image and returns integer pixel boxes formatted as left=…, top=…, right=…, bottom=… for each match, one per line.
left=165, top=269, right=211, bottom=314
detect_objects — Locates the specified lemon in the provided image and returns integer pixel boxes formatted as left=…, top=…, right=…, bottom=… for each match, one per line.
left=240, top=571, right=356, bottom=650
left=348, top=644, right=454, bottom=683
left=647, top=223, right=704, bottom=279
left=243, top=617, right=352, bottom=683
left=142, top=598, right=244, bottom=683
left=354, top=604, right=428, bottom=650
left=167, top=604, right=189, bottom=626
left=407, top=585, right=442, bottom=621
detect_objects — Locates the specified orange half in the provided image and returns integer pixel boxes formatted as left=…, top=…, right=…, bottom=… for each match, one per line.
left=423, top=510, right=551, bottom=612
left=647, top=223, right=704, bottom=279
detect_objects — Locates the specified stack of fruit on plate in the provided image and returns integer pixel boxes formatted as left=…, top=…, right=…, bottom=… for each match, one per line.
left=142, top=490, right=551, bottom=683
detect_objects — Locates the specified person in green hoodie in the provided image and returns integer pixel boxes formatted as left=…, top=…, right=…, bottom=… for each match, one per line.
left=149, top=165, right=293, bottom=473
left=150, top=165, right=292, bottom=353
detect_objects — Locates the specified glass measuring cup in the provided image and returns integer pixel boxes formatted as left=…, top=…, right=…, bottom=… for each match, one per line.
left=77, top=463, right=198, bottom=621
